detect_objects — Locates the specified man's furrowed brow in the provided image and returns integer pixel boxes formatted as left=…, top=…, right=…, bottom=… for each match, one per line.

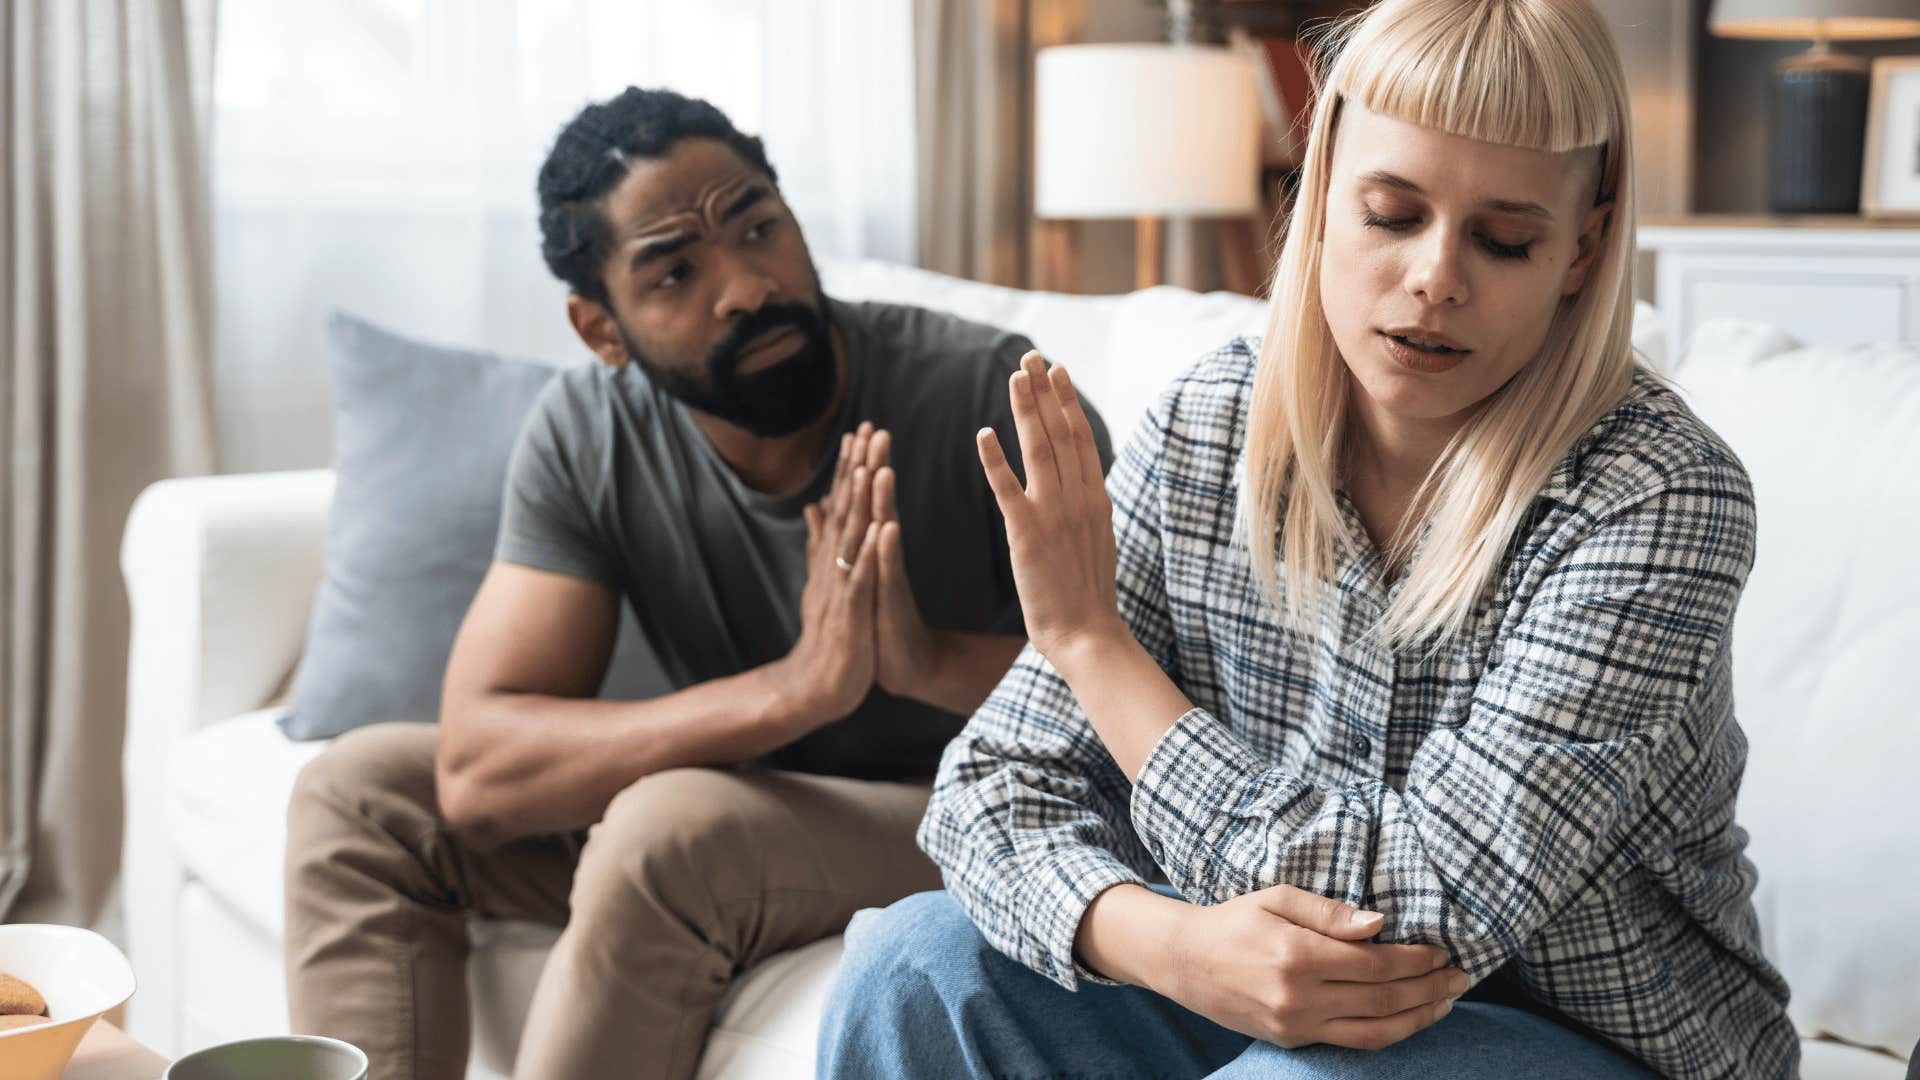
left=720, top=185, right=770, bottom=223
left=629, top=232, right=697, bottom=270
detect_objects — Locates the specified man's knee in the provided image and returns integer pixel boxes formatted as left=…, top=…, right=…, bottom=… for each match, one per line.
left=568, top=767, right=761, bottom=916
left=287, top=721, right=441, bottom=848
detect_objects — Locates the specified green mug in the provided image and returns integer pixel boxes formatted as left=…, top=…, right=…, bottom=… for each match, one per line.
left=163, top=1035, right=368, bottom=1080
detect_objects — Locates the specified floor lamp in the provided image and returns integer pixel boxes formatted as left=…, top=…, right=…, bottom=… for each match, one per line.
left=1034, top=44, right=1261, bottom=291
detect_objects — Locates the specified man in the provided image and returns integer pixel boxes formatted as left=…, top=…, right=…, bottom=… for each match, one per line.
left=282, top=87, right=1113, bottom=1080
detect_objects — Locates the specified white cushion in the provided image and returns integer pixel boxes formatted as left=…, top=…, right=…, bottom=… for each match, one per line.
left=1799, top=1039, right=1910, bottom=1080
left=167, top=709, right=326, bottom=937
left=178, top=880, right=294, bottom=1051
left=699, top=937, right=844, bottom=1080
left=1669, top=318, right=1920, bottom=1061
left=1094, top=285, right=1267, bottom=444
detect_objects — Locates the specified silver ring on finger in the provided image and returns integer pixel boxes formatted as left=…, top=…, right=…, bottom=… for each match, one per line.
left=835, top=555, right=855, bottom=574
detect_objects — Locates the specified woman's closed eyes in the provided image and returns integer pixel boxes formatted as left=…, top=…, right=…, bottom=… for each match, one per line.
left=1359, top=207, right=1535, bottom=262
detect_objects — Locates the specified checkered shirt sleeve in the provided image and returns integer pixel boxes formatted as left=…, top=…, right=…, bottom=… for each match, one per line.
left=918, top=340, right=1798, bottom=1079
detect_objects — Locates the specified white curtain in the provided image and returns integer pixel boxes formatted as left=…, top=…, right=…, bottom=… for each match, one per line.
left=2, top=0, right=219, bottom=928
left=211, top=0, right=918, bottom=474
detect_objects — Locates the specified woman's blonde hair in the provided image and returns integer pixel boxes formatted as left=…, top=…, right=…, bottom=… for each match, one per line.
left=1243, top=0, right=1647, bottom=657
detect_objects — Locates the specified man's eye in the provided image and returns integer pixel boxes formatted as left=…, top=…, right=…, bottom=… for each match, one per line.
left=658, top=263, right=690, bottom=289
left=745, top=219, right=775, bottom=241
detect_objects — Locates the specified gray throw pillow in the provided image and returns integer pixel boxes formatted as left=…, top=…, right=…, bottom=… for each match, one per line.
left=281, top=312, right=653, bottom=741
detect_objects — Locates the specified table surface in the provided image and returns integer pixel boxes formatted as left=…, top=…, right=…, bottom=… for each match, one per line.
left=66, top=1019, right=168, bottom=1079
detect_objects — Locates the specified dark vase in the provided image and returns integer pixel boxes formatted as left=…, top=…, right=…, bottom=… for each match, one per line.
left=1768, top=47, right=1871, bottom=215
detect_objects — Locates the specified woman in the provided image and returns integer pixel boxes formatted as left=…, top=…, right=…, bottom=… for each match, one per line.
left=818, top=0, right=1796, bottom=1077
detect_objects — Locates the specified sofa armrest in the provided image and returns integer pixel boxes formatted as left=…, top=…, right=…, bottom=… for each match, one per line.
left=118, top=469, right=333, bottom=1054
left=121, top=469, right=334, bottom=752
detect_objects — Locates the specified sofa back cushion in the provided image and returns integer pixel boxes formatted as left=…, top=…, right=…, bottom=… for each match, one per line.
left=820, top=259, right=1267, bottom=445
left=1669, top=318, right=1920, bottom=1059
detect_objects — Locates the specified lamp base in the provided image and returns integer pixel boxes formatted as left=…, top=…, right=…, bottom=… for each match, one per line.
left=1768, top=47, right=1869, bottom=214
left=1135, top=217, right=1165, bottom=291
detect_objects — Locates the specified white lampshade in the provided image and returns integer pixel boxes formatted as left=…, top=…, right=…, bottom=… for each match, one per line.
left=1709, top=0, right=1920, bottom=40
left=1035, top=44, right=1261, bottom=220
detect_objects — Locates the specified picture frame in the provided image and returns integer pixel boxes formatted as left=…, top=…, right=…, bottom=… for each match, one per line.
left=1861, top=56, right=1920, bottom=220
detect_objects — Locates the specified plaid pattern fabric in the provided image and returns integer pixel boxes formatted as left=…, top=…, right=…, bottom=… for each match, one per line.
left=919, top=339, right=1799, bottom=1079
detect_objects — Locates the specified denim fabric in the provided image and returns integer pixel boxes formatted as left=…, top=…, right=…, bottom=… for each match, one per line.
left=819, top=890, right=1659, bottom=1080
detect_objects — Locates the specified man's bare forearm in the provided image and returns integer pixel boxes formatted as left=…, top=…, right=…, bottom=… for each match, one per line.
left=436, top=661, right=817, bottom=847
left=904, top=630, right=1027, bottom=716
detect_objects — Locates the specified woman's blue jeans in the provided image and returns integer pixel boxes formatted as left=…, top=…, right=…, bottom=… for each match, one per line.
left=816, top=889, right=1659, bottom=1079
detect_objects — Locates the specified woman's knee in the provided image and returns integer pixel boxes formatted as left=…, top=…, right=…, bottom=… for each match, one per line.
left=838, top=891, right=982, bottom=987
left=829, top=889, right=1004, bottom=1027
left=820, top=892, right=992, bottom=1076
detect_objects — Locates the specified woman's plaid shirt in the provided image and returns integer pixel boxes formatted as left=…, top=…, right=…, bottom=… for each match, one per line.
left=919, top=340, right=1798, bottom=1079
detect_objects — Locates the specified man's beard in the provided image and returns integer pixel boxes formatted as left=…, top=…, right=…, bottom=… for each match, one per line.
left=619, top=299, right=839, bottom=438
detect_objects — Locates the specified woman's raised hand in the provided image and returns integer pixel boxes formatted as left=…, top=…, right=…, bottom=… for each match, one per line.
left=976, top=351, right=1125, bottom=665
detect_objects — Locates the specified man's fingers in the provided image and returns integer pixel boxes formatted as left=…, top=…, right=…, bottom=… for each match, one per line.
left=1008, top=366, right=1056, bottom=495
left=831, top=432, right=856, bottom=516
left=873, top=465, right=898, bottom=526
left=1319, top=966, right=1465, bottom=1020
left=877, top=520, right=905, bottom=589
left=834, top=432, right=853, bottom=487
left=839, top=466, right=873, bottom=568
left=834, top=423, right=874, bottom=523
left=867, top=428, right=891, bottom=471
left=976, top=428, right=1026, bottom=514
left=1316, top=997, right=1454, bottom=1052
left=847, top=521, right=881, bottom=597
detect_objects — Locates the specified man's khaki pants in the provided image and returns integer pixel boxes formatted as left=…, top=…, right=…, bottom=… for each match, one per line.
left=283, top=722, right=942, bottom=1080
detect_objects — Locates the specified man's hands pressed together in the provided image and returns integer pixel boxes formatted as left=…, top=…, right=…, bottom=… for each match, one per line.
left=782, top=423, right=886, bottom=726
left=773, top=420, right=1026, bottom=737
left=870, top=447, right=940, bottom=700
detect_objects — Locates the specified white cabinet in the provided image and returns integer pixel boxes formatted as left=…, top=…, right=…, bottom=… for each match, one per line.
left=1637, top=218, right=1920, bottom=355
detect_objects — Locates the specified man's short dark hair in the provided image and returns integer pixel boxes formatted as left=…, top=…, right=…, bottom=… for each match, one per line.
left=537, top=87, right=778, bottom=304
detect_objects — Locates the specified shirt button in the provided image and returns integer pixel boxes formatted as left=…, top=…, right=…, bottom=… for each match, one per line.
left=1353, top=734, right=1372, bottom=758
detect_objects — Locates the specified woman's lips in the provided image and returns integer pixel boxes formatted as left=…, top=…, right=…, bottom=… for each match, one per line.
left=1380, top=330, right=1468, bottom=373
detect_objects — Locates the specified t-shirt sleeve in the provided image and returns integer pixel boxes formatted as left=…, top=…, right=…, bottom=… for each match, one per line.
left=494, top=379, right=623, bottom=591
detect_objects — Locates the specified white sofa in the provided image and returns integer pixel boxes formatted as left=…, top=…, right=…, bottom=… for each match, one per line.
left=121, top=258, right=1918, bottom=1078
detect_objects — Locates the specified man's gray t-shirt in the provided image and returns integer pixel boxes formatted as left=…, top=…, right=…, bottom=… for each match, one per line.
left=495, top=297, right=1114, bottom=781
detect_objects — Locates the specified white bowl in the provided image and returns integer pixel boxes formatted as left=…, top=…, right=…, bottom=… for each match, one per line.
left=0, top=923, right=137, bottom=1080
